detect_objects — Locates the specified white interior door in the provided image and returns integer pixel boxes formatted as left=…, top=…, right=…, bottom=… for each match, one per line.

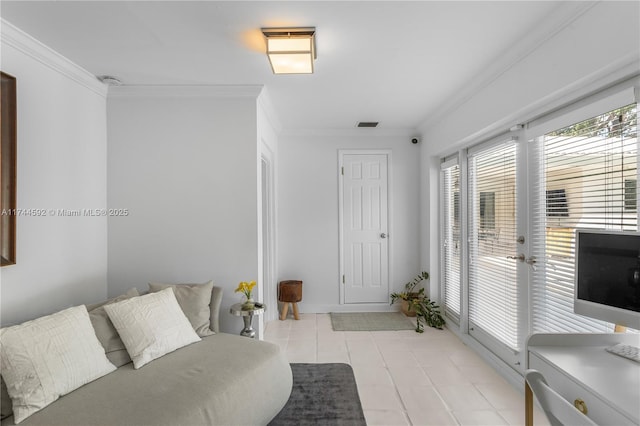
left=340, top=152, right=389, bottom=304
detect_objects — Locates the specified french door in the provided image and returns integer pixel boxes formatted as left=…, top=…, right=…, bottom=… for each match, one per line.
left=467, top=136, right=529, bottom=372
left=441, top=159, right=461, bottom=323
left=440, top=85, right=638, bottom=375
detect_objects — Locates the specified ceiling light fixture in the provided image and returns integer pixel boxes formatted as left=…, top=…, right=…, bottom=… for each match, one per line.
left=262, top=27, right=316, bottom=74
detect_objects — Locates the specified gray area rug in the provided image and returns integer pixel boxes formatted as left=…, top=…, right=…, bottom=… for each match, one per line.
left=269, top=363, right=366, bottom=426
left=330, top=311, right=415, bottom=331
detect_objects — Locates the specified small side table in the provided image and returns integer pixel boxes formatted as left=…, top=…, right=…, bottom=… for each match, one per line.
left=278, top=280, right=302, bottom=320
left=229, top=303, right=265, bottom=338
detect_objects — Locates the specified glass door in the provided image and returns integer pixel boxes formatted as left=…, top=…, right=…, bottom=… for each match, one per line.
left=529, top=102, right=638, bottom=333
left=467, top=136, right=529, bottom=372
left=441, top=158, right=461, bottom=323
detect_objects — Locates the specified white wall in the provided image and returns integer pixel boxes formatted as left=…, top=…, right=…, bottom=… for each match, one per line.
left=106, top=86, right=262, bottom=334
left=420, top=2, right=640, bottom=157
left=277, top=129, right=421, bottom=312
left=0, top=22, right=108, bottom=325
left=418, top=1, right=640, bottom=295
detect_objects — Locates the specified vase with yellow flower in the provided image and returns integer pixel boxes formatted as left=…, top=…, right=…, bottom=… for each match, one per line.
left=235, top=281, right=257, bottom=310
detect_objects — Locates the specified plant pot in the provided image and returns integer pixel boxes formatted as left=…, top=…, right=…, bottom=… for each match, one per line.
left=400, top=293, right=420, bottom=317
left=400, top=300, right=416, bottom=317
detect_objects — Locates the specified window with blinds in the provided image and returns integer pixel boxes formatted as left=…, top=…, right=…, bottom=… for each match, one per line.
left=441, top=161, right=461, bottom=322
left=530, top=103, right=638, bottom=333
left=468, top=140, right=519, bottom=350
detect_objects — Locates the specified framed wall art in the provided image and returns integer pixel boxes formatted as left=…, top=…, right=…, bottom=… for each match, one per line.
left=1, top=71, right=17, bottom=266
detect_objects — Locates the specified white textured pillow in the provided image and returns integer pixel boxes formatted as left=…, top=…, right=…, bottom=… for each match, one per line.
left=148, top=281, right=215, bottom=337
left=0, top=305, right=116, bottom=424
left=104, top=288, right=201, bottom=369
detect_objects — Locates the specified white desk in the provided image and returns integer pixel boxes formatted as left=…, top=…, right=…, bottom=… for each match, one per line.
left=526, top=333, right=640, bottom=426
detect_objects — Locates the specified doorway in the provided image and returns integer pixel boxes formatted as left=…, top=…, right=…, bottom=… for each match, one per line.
left=261, top=152, right=277, bottom=321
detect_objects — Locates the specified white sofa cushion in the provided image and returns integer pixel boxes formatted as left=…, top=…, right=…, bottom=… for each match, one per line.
left=148, top=281, right=215, bottom=337
left=104, top=288, right=200, bottom=369
left=0, top=305, right=116, bottom=424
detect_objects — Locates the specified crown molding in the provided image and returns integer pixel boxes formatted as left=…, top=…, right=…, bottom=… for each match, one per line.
left=1, top=19, right=107, bottom=97
left=108, top=85, right=264, bottom=99
left=418, top=1, right=598, bottom=132
left=436, top=53, right=639, bottom=156
left=280, top=127, right=416, bottom=138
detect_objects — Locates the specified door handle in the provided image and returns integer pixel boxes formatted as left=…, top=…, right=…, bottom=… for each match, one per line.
left=380, top=233, right=387, bottom=239
left=506, top=254, right=536, bottom=264
left=507, top=254, right=537, bottom=271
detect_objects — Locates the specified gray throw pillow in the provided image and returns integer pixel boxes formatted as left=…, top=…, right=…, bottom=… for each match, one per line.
left=148, top=281, right=215, bottom=337
left=86, top=288, right=140, bottom=367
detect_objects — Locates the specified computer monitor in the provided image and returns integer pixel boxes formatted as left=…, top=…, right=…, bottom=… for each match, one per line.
left=574, top=229, right=640, bottom=330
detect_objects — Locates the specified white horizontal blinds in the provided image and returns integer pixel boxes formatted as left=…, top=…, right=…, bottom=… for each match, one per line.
left=468, top=140, right=519, bottom=350
left=530, top=103, right=639, bottom=333
left=441, top=160, right=461, bottom=321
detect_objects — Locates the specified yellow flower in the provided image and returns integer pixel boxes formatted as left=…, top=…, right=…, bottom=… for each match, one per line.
left=235, top=280, right=256, bottom=299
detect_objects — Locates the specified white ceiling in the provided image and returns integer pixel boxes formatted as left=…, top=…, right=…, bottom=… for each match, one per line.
left=1, top=1, right=576, bottom=131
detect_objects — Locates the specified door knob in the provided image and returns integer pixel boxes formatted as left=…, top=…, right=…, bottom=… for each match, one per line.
left=507, top=254, right=537, bottom=271
left=380, top=233, right=387, bottom=239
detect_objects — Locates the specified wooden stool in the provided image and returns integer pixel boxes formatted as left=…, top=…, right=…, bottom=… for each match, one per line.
left=278, top=280, right=302, bottom=320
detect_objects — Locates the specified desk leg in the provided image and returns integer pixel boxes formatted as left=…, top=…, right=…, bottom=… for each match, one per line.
left=525, top=381, right=533, bottom=426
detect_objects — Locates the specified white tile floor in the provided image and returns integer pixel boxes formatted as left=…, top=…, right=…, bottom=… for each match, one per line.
left=264, top=313, right=550, bottom=426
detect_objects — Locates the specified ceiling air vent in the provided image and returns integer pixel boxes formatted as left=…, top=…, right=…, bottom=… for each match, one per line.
left=356, top=121, right=379, bottom=128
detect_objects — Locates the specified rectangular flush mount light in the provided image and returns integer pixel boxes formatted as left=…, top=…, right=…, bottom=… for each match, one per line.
left=262, top=27, right=316, bottom=74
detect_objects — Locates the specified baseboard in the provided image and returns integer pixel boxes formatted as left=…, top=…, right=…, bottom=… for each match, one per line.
left=445, top=323, right=525, bottom=394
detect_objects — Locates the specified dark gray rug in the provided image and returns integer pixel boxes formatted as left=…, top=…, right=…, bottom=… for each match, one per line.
left=269, top=363, right=366, bottom=426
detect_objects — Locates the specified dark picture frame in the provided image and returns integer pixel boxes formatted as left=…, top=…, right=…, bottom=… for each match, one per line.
left=1, top=71, right=17, bottom=266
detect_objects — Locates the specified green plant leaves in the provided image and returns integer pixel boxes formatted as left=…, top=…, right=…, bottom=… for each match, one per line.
left=390, top=271, right=445, bottom=332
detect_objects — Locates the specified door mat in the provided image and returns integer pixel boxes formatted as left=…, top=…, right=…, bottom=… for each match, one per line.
left=269, top=363, right=366, bottom=426
left=330, top=312, right=414, bottom=331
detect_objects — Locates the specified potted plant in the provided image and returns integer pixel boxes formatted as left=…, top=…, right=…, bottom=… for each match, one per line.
left=390, top=271, right=446, bottom=332
left=235, top=280, right=257, bottom=310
